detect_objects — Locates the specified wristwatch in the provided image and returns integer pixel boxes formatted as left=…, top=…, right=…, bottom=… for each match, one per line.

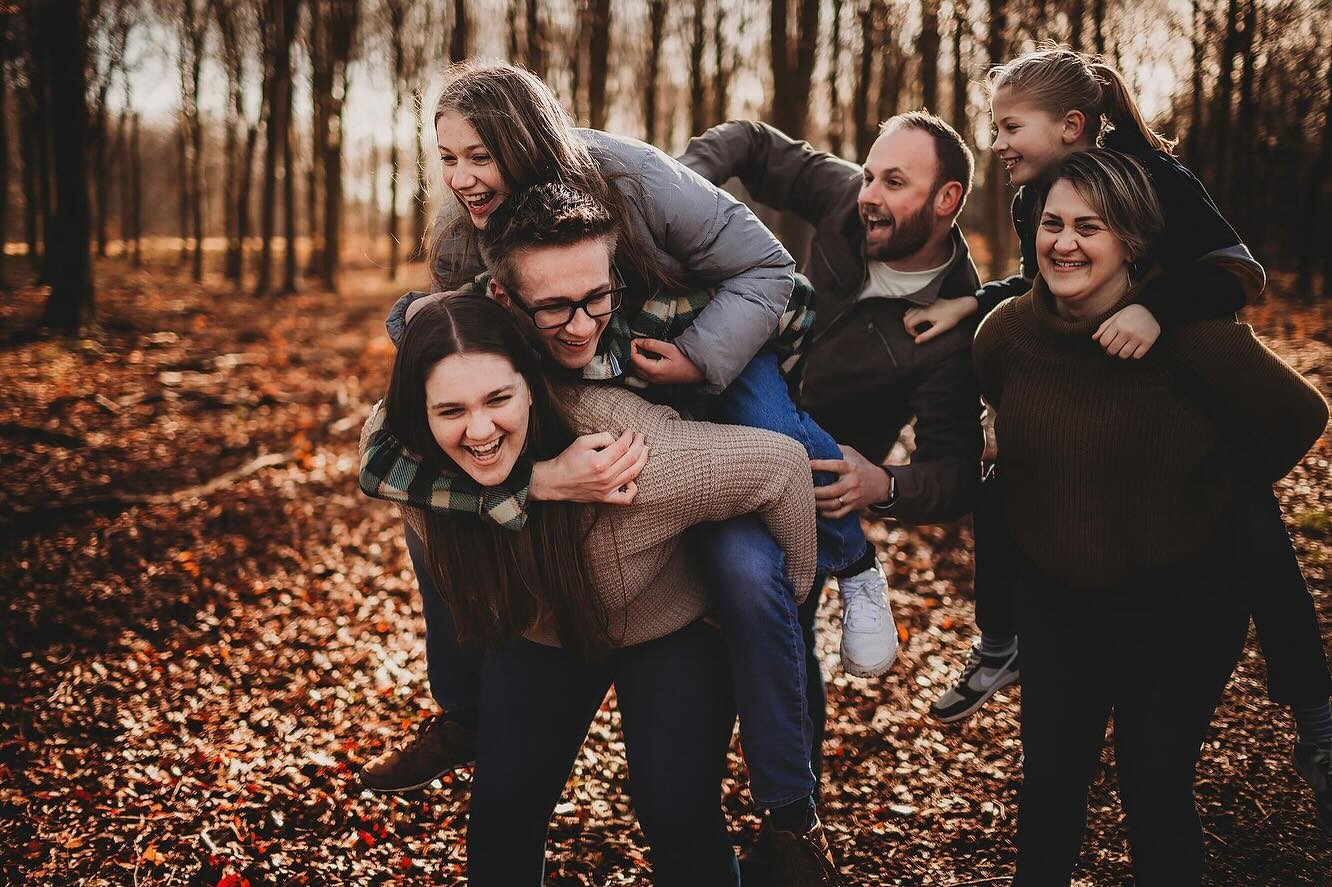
left=867, top=467, right=898, bottom=515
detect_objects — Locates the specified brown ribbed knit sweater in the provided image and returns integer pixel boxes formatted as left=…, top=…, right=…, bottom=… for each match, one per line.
left=973, top=279, right=1328, bottom=590
left=389, top=384, right=818, bottom=648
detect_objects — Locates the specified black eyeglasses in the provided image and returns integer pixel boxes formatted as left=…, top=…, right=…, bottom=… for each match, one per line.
left=510, top=266, right=630, bottom=330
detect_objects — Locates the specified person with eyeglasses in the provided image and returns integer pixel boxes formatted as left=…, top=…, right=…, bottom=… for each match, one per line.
left=366, top=181, right=848, bottom=882
left=359, top=62, right=901, bottom=883
left=364, top=284, right=822, bottom=884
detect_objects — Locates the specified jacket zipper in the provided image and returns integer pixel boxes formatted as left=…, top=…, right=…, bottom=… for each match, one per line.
left=865, top=316, right=900, bottom=371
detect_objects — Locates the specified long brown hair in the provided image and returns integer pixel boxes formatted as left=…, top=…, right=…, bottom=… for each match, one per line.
left=384, top=294, right=610, bottom=658
left=425, top=62, right=680, bottom=296
left=986, top=45, right=1176, bottom=155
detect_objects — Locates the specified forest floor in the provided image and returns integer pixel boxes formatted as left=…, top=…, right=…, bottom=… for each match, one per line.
left=2, top=257, right=1331, bottom=886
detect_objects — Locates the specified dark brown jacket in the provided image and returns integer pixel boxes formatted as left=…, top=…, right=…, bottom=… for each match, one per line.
left=681, top=120, right=982, bottom=523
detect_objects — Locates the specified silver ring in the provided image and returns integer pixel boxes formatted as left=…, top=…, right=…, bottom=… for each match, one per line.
left=837, top=496, right=844, bottom=507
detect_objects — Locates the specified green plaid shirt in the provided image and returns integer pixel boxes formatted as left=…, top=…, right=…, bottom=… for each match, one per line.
left=359, top=275, right=815, bottom=530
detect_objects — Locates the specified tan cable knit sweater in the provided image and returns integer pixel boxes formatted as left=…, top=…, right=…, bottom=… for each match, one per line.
left=974, top=279, right=1328, bottom=591
left=378, top=384, right=818, bottom=648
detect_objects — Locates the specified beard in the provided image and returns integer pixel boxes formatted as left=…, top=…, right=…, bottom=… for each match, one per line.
left=863, top=197, right=935, bottom=262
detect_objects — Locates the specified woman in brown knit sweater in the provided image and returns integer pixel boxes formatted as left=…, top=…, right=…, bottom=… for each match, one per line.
left=362, top=294, right=819, bottom=885
left=973, top=150, right=1328, bottom=885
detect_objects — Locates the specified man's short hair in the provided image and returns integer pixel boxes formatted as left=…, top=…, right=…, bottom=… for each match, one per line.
left=479, top=183, right=620, bottom=289
left=880, top=111, right=975, bottom=215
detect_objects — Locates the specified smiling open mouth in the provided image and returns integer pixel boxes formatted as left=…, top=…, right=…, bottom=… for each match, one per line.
left=555, top=334, right=592, bottom=349
left=1050, top=259, right=1089, bottom=270
left=460, top=192, right=496, bottom=213
left=864, top=213, right=894, bottom=232
left=463, top=436, right=504, bottom=463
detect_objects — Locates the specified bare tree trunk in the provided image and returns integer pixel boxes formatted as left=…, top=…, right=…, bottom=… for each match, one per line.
left=587, top=0, right=611, bottom=130
left=93, top=103, right=109, bottom=257
left=769, top=0, right=820, bottom=140
left=1232, top=0, right=1257, bottom=220
left=826, top=0, right=844, bottom=154
left=685, top=0, right=707, bottom=137
left=1187, top=0, right=1206, bottom=173
left=951, top=0, right=968, bottom=140
left=411, top=87, right=428, bottom=261
left=1069, top=0, right=1085, bottom=51
left=237, top=121, right=258, bottom=280
left=306, top=0, right=326, bottom=276
left=918, top=0, right=940, bottom=113
left=876, top=10, right=903, bottom=124
left=322, top=0, right=358, bottom=292
left=644, top=0, right=665, bottom=143
left=525, top=0, right=545, bottom=79
left=21, top=108, right=41, bottom=269
left=1212, top=0, right=1240, bottom=190
left=987, top=0, right=1011, bottom=279
left=854, top=2, right=875, bottom=158
left=1299, top=53, right=1332, bottom=296
left=507, top=0, right=520, bottom=63
left=40, top=0, right=95, bottom=332
left=713, top=0, right=731, bottom=124
left=116, top=107, right=130, bottom=260
left=0, top=56, right=8, bottom=288
left=387, top=3, right=405, bottom=281
left=130, top=112, right=142, bottom=267
left=281, top=61, right=297, bottom=294
left=450, top=0, right=468, bottom=61
left=1092, top=0, right=1106, bottom=54
left=177, top=124, right=189, bottom=266
left=257, top=0, right=297, bottom=295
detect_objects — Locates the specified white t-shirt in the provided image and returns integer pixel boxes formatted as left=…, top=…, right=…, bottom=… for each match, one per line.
left=857, top=247, right=954, bottom=302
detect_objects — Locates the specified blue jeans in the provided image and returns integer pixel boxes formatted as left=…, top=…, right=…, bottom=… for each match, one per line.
left=696, top=515, right=819, bottom=808
left=709, top=349, right=868, bottom=576
left=467, top=621, right=740, bottom=886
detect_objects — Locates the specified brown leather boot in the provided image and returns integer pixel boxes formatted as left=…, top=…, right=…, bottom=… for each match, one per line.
left=758, top=812, right=844, bottom=886
left=358, top=714, right=477, bottom=793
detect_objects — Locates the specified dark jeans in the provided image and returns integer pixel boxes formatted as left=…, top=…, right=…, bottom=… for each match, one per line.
left=467, top=621, right=740, bottom=886
left=973, top=468, right=1331, bottom=705
left=1014, top=567, right=1248, bottom=886
left=709, top=349, right=867, bottom=576
left=410, top=516, right=824, bottom=809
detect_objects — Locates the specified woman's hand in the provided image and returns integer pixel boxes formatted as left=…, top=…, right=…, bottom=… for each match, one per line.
left=903, top=295, right=979, bottom=345
left=630, top=338, right=706, bottom=385
left=529, top=429, right=650, bottom=505
left=1094, top=304, right=1160, bottom=359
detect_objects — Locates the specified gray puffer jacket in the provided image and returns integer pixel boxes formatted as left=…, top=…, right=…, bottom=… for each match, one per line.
left=391, top=128, right=796, bottom=395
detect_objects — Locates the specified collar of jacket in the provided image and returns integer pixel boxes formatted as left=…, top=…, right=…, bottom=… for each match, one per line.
left=836, top=217, right=981, bottom=307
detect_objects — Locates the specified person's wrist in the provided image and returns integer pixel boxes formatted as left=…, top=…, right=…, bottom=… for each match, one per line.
left=528, top=459, right=559, bottom=502
left=960, top=295, right=980, bottom=316
left=868, top=467, right=897, bottom=514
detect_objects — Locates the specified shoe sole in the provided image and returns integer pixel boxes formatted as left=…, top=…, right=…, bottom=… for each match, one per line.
left=359, top=764, right=466, bottom=794
left=840, top=642, right=899, bottom=678
left=931, top=669, right=1021, bottom=724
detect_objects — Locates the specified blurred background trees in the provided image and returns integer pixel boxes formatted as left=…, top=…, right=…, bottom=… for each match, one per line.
left=7, top=0, right=1332, bottom=333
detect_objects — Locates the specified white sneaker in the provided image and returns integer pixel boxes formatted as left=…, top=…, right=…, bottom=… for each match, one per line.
left=838, top=562, right=899, bottom=677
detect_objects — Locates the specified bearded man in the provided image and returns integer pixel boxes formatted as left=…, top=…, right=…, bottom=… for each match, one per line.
left=682, top=111, right=983, bottom=528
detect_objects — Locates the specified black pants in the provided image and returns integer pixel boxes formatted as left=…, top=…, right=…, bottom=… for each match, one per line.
left=974, top=469, right=1331, bottom=705
left=467, top=621, right=740, bottom=886
left=1014, top=568, right=1248, bottom=886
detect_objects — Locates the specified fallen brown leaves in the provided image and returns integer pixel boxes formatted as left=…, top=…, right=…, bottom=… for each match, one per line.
left=1, top=263, right=1329, bottom=885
